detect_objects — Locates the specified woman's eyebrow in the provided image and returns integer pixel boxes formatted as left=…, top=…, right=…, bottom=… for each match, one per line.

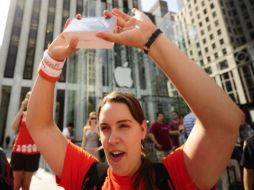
left=99, top=119, right=132, bottom=126
left=116, top=119, right=132, bottom=124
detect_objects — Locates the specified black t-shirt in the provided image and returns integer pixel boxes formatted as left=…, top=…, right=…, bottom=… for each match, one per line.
left=241, top=135, right=254, bottom=169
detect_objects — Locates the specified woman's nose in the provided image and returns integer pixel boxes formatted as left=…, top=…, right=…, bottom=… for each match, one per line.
left=108, top=131, right=120, bottom=144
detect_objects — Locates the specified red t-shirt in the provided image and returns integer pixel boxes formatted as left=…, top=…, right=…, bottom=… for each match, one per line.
left=150, top=122, right=172, bottom=151
left=57, top=142, right=197, bottom=190
left=168, top=120, right=183, bottom=147
left=12, top=113, right=40, bottom=154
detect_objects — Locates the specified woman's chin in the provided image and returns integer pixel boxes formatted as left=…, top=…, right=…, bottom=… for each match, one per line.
left=109, top=165, right=128, bottom=176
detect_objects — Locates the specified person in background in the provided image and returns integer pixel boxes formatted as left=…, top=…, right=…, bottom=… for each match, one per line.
left=62, top=122, right=74, bottom=142
left=26, top=8, right=244, bottom=189
left=183, top=112, right=196, bottom=137
left=10, top=91, right=40, bottom=190
left=81, top=112, right=100, bottom=160
left=149, top=112, right=171, bottom=161
left=168, top=111, right=183, bottom=149
left=241, top=135, right=254, bottom=190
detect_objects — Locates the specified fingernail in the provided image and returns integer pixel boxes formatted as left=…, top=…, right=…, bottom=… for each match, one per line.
left=129, top=8, right=136, bottom=16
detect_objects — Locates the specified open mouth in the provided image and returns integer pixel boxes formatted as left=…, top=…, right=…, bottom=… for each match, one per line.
left=109, top=151, right=125, bottom=162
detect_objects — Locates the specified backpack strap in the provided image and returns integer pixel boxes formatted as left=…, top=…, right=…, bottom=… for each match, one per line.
left=81, top=162, right=175, bottom=190
left=81, top=162, right=108, bottom=190
left=153, top=163, right=175, bottom=190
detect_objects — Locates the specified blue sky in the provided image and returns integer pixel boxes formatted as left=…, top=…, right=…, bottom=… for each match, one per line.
left=0, top=0, right=10, bottom=45
left=141, top=0, right=179, bottom=12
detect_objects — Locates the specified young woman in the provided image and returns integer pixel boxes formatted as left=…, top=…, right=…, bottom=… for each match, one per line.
left=26, top=8, right=244, bottom=190
left=81, top=112, right=100, bottom=160
left=10, top=91, right=40, bottom=190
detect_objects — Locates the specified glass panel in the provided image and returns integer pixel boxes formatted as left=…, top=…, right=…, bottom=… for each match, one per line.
left=23, top=0, right=41, bottom=79
left=76, top=0, right=83, bottom=15
left=66, top=90, right=76, bottom=125
left=20, top=87, right=31, bottom=105
left=55, top=90, right=65, bottom=130
left=44, top=0, right=56, bottom=49
left=4, top=0, right=26, bottom=78
left=0, top=86, right=11, bottom=146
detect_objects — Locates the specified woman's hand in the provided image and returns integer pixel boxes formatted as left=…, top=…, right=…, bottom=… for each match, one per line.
left=20, top=99, right=28, bottom=111
left=96, top=8, right=157, bottom=49
left=47, top=15, right=81, bottom=61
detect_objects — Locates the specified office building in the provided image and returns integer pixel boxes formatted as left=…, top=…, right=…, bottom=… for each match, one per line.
left=0, top=0, right=176, bottom=145
left=168, top=0, right=254, bottom=121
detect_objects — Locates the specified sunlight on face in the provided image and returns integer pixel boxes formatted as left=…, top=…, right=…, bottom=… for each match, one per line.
left=99, top=102, right=146, bottom=176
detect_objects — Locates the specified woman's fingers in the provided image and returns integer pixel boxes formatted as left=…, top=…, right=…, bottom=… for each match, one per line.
left=124, top=17, right=137, bottom=29
left=112, top=8, right=131, bottom=21
left=103, top=10, right=113, bottom=18
left=66, top=36, right=79, bottom=54
left=63, top=18, right=72, bottom=30
left=75, top=14, right=82, bottom=20
left=96, top=32, right=121, bottom=44
left=110, top=8, right=132, bottom=28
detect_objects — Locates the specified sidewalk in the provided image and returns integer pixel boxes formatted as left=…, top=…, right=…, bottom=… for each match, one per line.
left=30, top=168, right=63, bottom=190
left=4, top=148, right=63, bottom=190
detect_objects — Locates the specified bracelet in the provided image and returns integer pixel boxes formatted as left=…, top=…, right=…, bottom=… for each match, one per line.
left=43, top=50, right=65, bottom=70
left=38, top=68, right=60, bottom=83
left=144, top=29, right=162, bottom=54
left=37, top=50, right=65, bottom=83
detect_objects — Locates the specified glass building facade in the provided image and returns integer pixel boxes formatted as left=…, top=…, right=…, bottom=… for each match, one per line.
left=0, top=0, right=181, bottom=146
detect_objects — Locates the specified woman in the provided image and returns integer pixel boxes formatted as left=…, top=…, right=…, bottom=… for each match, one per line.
left=81, top=112, right=100, bottom=160
left=26, top=8, right=244, bottom=189
left=10, top=91, right=40, bottom=190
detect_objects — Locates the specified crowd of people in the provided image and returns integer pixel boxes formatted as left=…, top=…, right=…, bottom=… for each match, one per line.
left=0, top=7, right=253, bottom=190
left=148, top=109, right=254, bottom=189
left=149, top=111, right=195, bottom=162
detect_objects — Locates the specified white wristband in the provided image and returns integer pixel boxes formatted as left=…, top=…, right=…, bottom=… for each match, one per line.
left=43, top=50, right=65, bottom=70
left=39, top=61, right=62, bottom=77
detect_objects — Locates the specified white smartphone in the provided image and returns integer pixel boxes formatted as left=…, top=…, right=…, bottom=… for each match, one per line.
left=63, top=16, right=117, bottom=49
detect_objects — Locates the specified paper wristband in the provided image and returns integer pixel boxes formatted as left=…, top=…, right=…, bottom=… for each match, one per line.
left=43, top=50, right=65, bottom=70
left=37, top=50, right=65, bottom=83
left=39, top=61, right=62, bottom=76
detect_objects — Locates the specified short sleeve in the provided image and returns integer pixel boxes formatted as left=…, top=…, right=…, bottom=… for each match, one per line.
left=149, top=122, right=156, bottom=134
left=163, top=148, right=197, bottom=190
left=56, top=142, right=97, bottom=190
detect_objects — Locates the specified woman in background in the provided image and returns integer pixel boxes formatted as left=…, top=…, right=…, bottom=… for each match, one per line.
left=81, top=112, right=100, bottom=160
left=10, top=91, right=40, bottom=190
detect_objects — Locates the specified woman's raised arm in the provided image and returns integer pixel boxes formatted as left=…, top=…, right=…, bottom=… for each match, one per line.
left=26, top=18, right=79, bottom=178
left=97, top=8, right=244, bottom=189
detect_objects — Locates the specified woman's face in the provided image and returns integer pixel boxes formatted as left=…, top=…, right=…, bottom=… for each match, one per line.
left=25, top=92, right=31, bottom=101
left=23, top=92, right=31, bottom=108
left=99, top=102, right=147, bottom=176
left=89, top=115, right=97, bottom=126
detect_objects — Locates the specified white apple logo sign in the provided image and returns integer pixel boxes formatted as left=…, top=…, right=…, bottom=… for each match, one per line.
left=114, top=62, right=133, bottom=88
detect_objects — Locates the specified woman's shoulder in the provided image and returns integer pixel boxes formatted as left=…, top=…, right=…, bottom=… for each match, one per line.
left=83, top=126, right=89, bottom=132
left=162, top=148, right=197, bottom=189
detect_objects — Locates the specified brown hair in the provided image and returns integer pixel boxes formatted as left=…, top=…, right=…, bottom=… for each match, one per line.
left=97, top=91, right=156, bottom=190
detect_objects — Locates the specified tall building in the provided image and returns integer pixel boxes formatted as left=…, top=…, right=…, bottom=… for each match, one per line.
left=168, top=0, right=254, bottom=121
left=0, top=0, right=176, bottom=146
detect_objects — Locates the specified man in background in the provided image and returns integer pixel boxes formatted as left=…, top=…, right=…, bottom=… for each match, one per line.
left=183, top=112, right=196, bottom=137
left=62, top=122, right=74, bottom=142
left=149, top=112, right=171, bottom=161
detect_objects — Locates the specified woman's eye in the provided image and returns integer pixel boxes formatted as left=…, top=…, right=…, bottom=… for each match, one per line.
left=119, top=124, right=129, bottom=128
left=100, top=126, right=109, bottom=131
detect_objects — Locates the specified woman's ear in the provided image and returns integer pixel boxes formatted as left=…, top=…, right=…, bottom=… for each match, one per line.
left=141, top=120, right=147, bottom=140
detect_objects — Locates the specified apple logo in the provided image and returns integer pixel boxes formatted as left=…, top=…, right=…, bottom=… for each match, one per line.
left=114, top=62, right=133, bottom=88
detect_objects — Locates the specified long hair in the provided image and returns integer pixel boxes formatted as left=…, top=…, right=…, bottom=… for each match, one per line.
left=85, top=112, right=97, bottom=127
left=97, top=91, right=156, bottom=190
